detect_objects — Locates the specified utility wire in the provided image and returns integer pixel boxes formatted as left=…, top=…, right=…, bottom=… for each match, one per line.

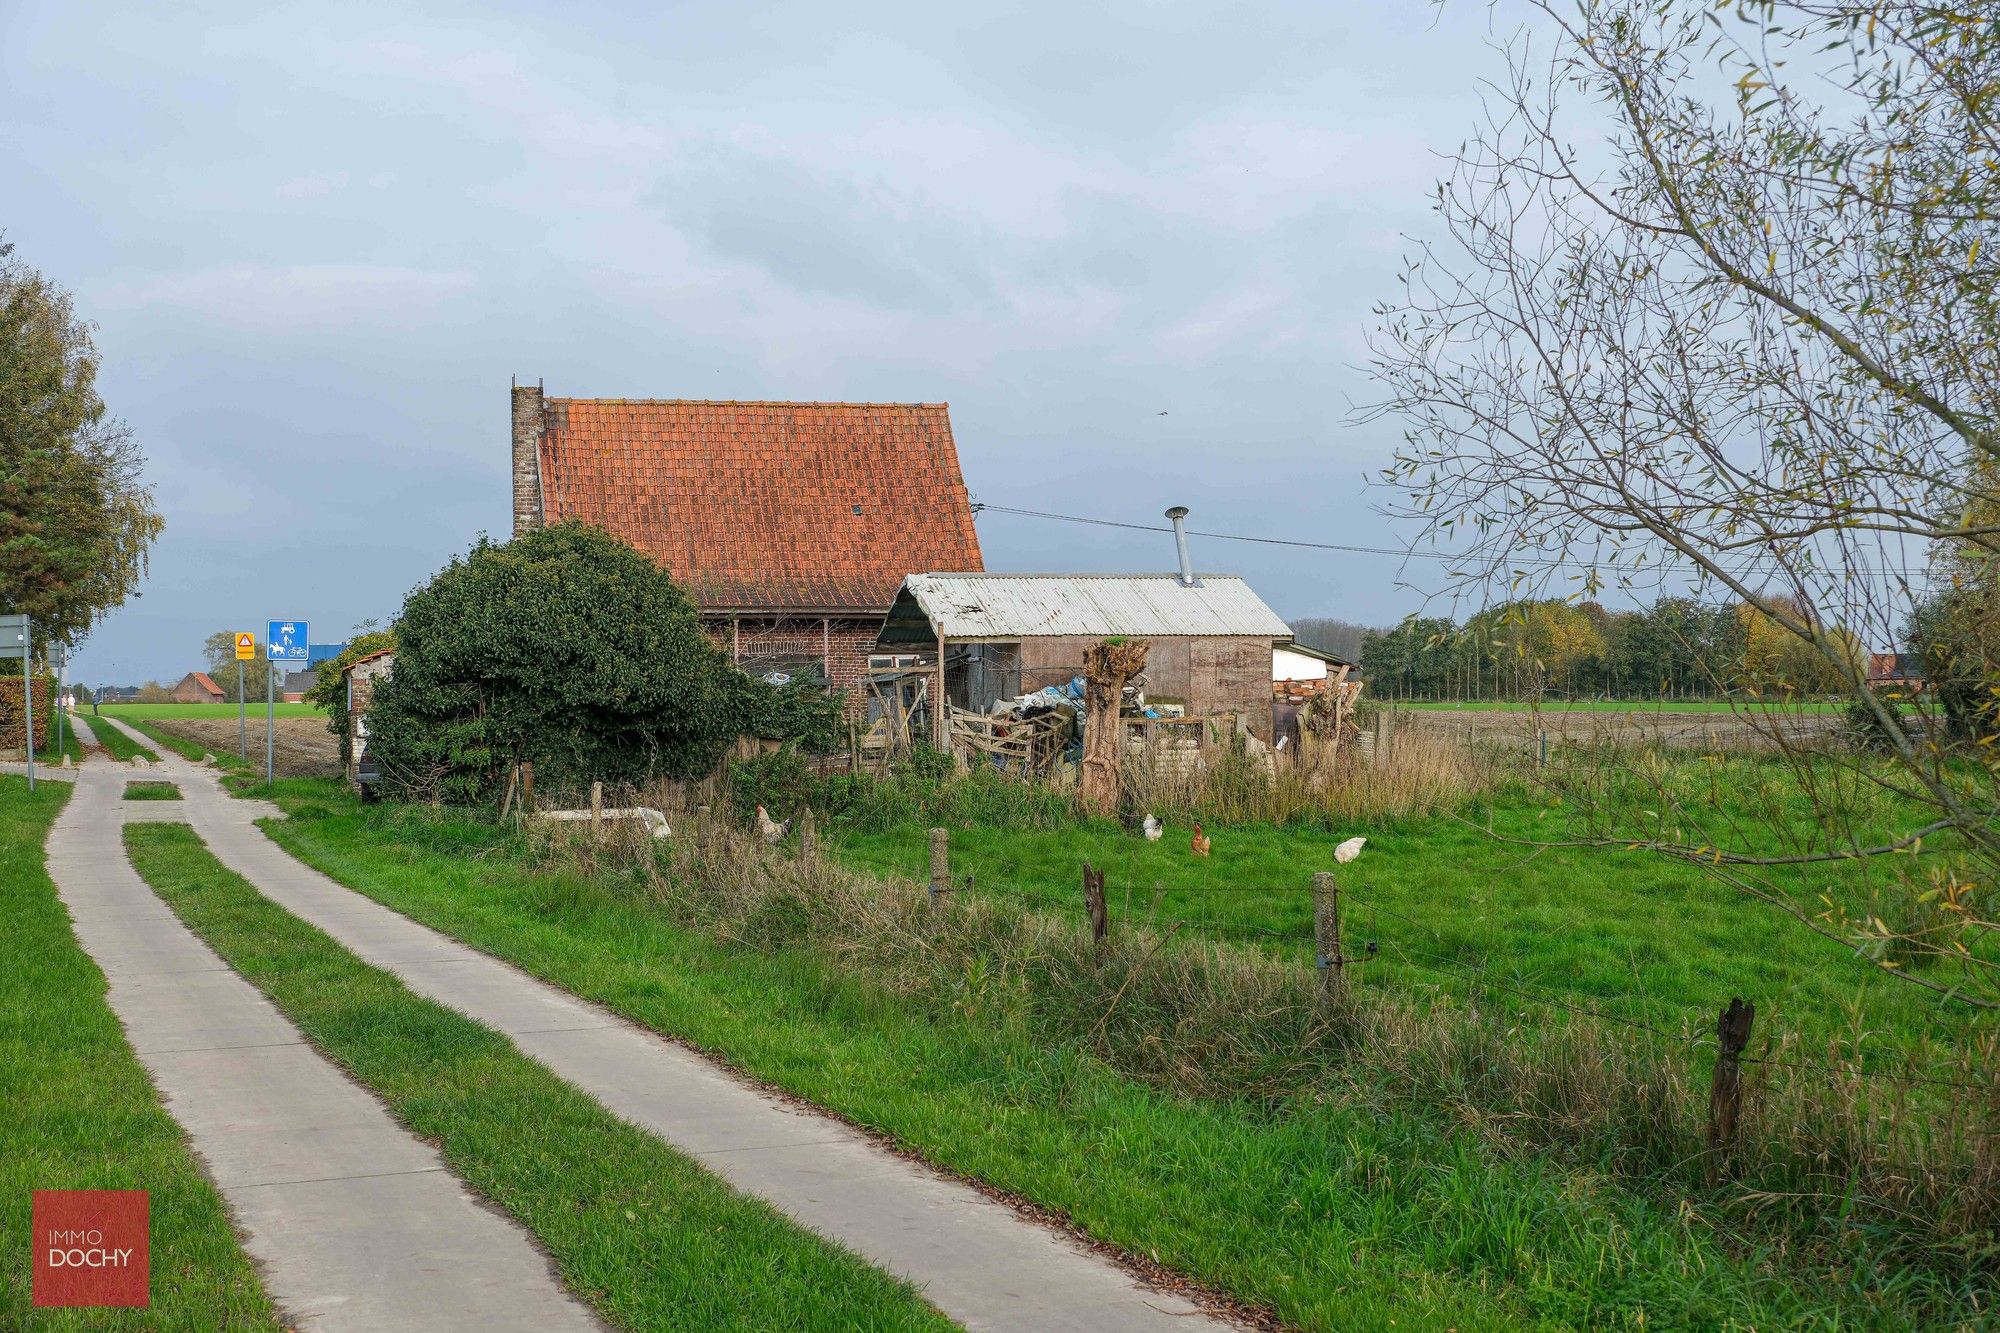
left=970, top=501, right=1937, bottom=580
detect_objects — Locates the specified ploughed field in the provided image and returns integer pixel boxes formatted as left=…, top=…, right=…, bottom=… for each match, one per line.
left=125, top=713, right=341, bottom=778
left=1396, top=700, right=1847, bottom=751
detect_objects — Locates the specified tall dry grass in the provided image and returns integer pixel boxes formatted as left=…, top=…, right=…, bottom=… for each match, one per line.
left=1121, top=724, right=1499, bottom=827
left=534, top=797, right=2000, bottom=1288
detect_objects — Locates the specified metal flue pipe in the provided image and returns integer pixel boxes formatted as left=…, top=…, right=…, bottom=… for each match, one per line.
left=1165, top=506, right=1197, bottom=586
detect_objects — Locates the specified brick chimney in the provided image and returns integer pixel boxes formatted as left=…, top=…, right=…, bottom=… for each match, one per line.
left=511, top=382, right=545, bottom=536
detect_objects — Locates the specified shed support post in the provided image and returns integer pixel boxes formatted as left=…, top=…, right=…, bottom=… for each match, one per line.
left=934, top=633, right=948, bottom=751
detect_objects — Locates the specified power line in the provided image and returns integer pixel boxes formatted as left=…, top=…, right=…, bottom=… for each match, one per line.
left=969, top=501, right=1938, bottom=580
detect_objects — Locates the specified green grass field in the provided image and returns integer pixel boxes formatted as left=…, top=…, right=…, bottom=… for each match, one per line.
left=0, top=777, right=279, bottom=1329
left=123, top=780, right=181, bottom=800
left=833, top=795, right=1977, bottom=1065
left=123, top=824, right=950, bottom=1333
left=96, top=702, right=323, bottom=720
left=253, top=779, right=1974, bottom=1329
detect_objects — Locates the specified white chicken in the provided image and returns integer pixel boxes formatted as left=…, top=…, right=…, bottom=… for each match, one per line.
left=755, top=804, right=792, bottom=844
left=1141, top=814, right=1163, bottom=842
left=1334, top=836, right=1368, bottom=864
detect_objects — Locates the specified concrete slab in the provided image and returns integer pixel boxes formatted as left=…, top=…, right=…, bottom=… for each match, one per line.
left=224, top=1169, right=577, bottom=1333
left=135, top=726, right=1235, bottom=1333
left=145, top=1044, right=441, bottom=1188
left=41, top=742, right=602, bottom=1333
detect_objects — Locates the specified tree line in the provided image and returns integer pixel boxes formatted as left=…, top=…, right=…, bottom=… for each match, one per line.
left=1348, top=596, right=1873, bottom=703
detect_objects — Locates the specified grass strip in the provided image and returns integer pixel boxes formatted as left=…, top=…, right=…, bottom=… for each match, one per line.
left=259, top=786, right=1876, bottom=1331
left=123, top=782, right=181, bottom=801
left=0, top=777, right=280, bottom=1329
left=31, top=720, right=84, bottom=764
left=88, top=721, right=158, bottom=764
left=121, top=822, right=951, bottom=1333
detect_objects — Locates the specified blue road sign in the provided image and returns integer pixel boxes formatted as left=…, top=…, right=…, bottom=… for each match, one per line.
left=268, top=620, right=310, bottom=663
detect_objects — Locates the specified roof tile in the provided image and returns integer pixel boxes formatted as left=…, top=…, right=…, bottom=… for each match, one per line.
left=540, top=399, right=983, bottom=611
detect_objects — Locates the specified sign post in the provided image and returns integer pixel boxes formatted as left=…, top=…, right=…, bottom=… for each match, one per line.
left=234, top=632, right=255, bottom=760
left=50, top=642, right=66, bottom=762
left=266, top=621, right=308, bottom=786
left=1, top=614, right=32, bottom=792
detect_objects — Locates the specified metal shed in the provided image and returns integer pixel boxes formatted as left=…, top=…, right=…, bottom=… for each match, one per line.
left=877, top=573, right=1296, bottom=746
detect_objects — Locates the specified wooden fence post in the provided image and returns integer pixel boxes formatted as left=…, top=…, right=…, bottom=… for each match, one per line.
left=499, top=764, right=520, bottom=823
left=928, top=827, right=949, bottom=915
left=797, top=805, right=817, bottom=868
left=1705, top=997, right=1755, bottom=1186
left=1082, top=862, right=1108, bottom=947
left=590, top=780, right=603, bottom=832
left=521, top=761, right=535, bottom=816
left=1312, top=870, right=1344, bottom=1011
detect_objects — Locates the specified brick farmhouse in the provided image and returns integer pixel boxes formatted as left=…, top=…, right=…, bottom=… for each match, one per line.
left=170, top=671, right=225, bottom=704
left=510, top=384, right=984, bottom=703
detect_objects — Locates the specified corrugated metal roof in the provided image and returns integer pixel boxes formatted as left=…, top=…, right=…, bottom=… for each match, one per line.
left=884, top=574, right=1293, bottom=641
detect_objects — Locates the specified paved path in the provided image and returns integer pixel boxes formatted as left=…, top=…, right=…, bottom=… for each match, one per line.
left=96, top=718, right=1233, bottom=1333
left=42, top=733, right=602, bottom=1332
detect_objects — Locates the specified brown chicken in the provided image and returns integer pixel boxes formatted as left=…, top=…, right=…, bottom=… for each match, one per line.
left=1190, top=823, right=1210, bottom=857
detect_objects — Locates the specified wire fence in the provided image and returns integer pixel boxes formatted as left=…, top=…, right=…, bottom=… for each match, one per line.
left=915, top=845, right=1995, bottom=1098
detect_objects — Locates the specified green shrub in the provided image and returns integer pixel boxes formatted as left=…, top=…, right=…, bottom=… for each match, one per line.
left=728, top=745, right=822, bottom=823
left=367, top=522, right=761, bottom=804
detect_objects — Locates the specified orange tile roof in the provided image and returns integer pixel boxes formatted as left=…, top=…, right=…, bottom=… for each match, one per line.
left=538, top=398, right=984, bottom=612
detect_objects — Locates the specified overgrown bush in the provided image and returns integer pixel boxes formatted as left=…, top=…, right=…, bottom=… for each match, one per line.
left=367, top=522, right=776, bottom=804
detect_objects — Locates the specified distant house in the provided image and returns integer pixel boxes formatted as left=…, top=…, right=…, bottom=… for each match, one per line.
left=1869, top=652, right=1925, bottom=692
left=96, top=686, right=142, bottom=704
left=876, top=571, right=1295, bottom=746
left=510, top=385, right=984, bottom=704
left=170, top=672, right=225, bottom=704
left=281, top=670, right=318, bottom=703
left=1273, top=642, right=1353, bottom=696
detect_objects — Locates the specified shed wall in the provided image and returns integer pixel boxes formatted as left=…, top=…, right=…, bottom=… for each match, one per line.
left=1014, top=635, right=1274, bottom=742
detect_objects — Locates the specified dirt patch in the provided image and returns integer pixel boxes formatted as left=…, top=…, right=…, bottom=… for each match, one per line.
left=1399, top=705, right=1845, bottom=752
left=148, top=715, right=342, bottom=779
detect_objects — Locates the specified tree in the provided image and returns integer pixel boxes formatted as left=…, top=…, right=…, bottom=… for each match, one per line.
left=1366, top=2, right=2000, bottom=999
left=365, top=522, right=784, bottom=804
left=0, top=245, right=163, bottom=648
left=202, top=631, right=274, bottom=703
left=1360, top=616, right=1457, bottom=699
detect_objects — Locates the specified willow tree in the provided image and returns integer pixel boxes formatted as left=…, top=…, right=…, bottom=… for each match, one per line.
left=1367, top=3, right=1998, bottom=1000
left=0, top=244, right=163, bottom=649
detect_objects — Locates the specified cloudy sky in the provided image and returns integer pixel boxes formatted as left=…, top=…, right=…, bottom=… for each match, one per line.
left=4, top=0, right=1534, bottom=685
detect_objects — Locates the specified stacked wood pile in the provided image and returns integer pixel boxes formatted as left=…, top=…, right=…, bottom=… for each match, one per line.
left=946, top=707, right=1070, bottom=779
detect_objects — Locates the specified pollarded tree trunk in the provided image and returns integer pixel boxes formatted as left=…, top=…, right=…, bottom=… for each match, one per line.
left=1080, top=638, right=1148, bottom=817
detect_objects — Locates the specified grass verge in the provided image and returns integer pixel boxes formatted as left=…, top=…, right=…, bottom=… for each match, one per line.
left=123, top=782, right=181, bottom=801
left=257, top=783, right=1955, bottom=1330
left=0, top=777, right=279, bottom=1329
left=121, top=822, right=951, bottom=1333
left=87, top=720, right=157, bottom=765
